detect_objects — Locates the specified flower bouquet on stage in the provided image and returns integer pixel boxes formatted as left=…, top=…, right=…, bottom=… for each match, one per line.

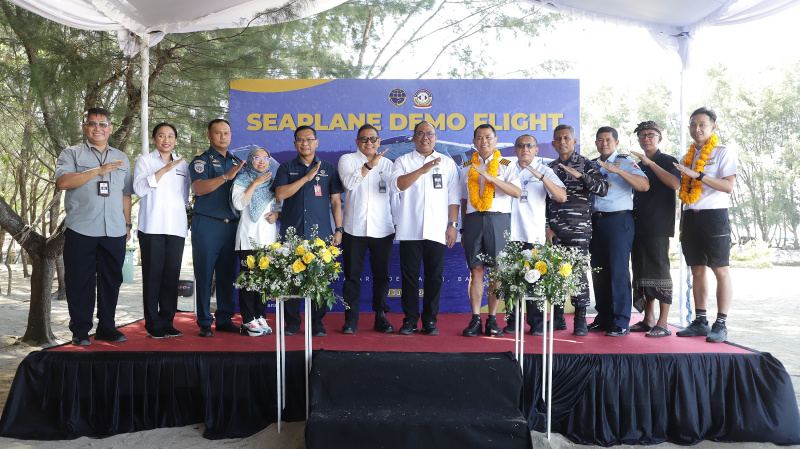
left=233, top=225, right=342, bottom=430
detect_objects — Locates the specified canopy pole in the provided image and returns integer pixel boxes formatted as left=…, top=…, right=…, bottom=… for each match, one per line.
left=140, top=35, right=150, bottom=156
left=678, top=63, right=691, bottom=327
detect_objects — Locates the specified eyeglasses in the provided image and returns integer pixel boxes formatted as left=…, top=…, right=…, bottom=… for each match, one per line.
left=414, top=131, right=436, bottom=138
left=357, top=136, right=379, bottom=143
left=295, top=138, right=317, bottom=143
left=515, top=143, right=536, bottom=149
left=638, top=133, right=660, bottom=140
left=85, top=121, right=110, bottom=128
left=253, top=157, right=270, bottom=162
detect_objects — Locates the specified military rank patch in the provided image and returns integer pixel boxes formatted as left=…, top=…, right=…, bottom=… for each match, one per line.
left=500, top=158, right=511, bottom=166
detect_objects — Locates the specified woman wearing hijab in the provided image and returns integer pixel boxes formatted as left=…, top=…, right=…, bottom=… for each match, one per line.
left=232, top=147, right=279, bottom=336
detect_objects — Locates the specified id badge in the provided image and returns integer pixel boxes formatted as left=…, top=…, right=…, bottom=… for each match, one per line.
left=379, top=180, right=387, bottom=193
left=520, top=190, right=528, bottom=203
left=98, top=180, right=110, bottom=197
left=432, top=173, right=443, bottom=189
left=314, top=185, right=322, bottom=196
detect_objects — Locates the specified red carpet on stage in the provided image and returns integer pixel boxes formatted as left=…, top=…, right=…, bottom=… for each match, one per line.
left=49, top=312, right=753, bottom=355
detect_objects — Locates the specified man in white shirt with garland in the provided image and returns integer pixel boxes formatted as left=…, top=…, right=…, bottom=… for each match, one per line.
left=672, top=107, right=737, bottom=343
left=503, top=134, right=567, bottom=335
left=338, top=124, right=397, bottom=334
left=460, top=124, right=522, bottom=338
left=390, top=121, right=460, bottom=336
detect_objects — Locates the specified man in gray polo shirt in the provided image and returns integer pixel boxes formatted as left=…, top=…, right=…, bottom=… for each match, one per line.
left=56, top=107, right=133, bottom=346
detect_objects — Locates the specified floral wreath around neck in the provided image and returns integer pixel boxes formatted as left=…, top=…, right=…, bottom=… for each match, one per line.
left=468, top=149, right=501, bottom=211
left=679, top=134, right=718, bottom=204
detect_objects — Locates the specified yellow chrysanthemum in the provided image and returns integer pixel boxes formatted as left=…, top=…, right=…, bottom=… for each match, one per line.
left=296, top=245, right=306, bottom=256
left=258, top=256, right=269, bottom=270
left=333, top=262, right=341, bottom=273
left=246, top=255, right=255, bottom=269
left=315, top=238, right=326, bottom=247
left=320, top=249, right=332, bottom=263
left=559, top=263, right=572, bottom=277
left=534, top=261, right=547, bottom=275
left=330, top=246, right=341, bottom=256
left=302, top=252, right=315, bottom=264
left=523, top=261, right=531, bottom=269
left=292, top=259, right=306, bottom=273
left=270, top=242, right=281, bottom=250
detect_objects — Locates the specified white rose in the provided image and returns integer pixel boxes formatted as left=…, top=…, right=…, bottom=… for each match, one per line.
left=522, top=249, right=534, bottom=259
left=525, top=269, right=540, bottom=284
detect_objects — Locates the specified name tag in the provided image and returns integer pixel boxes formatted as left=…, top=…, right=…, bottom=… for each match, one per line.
left=379, top=180, right=387, bottom=193
left=520, top=190, right=528, bottom=203
left=314, top=185, right=322, bottom=196
left=432, top=174, right=443, bottom=189
left=98, top=181, right=110, bottom=197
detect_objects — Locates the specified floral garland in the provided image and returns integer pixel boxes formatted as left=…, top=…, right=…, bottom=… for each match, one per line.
left=468, top=149, right=501, bottom=211
left=678, top=134, right=718, bottom=204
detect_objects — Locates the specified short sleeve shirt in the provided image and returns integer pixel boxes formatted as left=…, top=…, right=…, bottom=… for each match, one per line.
left=190, top=147, right=240, bottom=220
left=633, top=150, right=680, bottom=237
left=460, top=154, right=521, bottom=214
left=273, top=156, right=344, bottom=240
left=55, top=141, right=133, bottom=237
left=678, top=143, right=737, bottom=210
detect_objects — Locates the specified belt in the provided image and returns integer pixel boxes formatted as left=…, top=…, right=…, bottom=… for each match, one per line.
left=592, top=210, right=631, bottom=218
left=468, top=211, right=507, bottom=216
left=195, top=213, right=238, bottom=224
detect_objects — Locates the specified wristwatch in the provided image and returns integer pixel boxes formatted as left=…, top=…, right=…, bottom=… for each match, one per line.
left=335, top=227, right=344, bottom=233
left=448, top=222, right=458, bottom=228
left=125, top=223, right=132, bottom=228
left=696, top=172, right=705, bottom=182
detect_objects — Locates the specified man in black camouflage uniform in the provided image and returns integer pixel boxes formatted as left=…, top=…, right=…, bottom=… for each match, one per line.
left=545, top=124, right=608, bottom=335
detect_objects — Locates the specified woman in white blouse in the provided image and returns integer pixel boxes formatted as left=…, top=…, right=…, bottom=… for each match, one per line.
left=133, top=122, right=190, bottom=339
left=232, top=147, right=279, bottom=336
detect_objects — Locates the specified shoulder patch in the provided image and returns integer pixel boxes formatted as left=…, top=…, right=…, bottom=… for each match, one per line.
left=194, top=150, right=205, bottom=157
left=499, top=158, right=511, bottom=166
left=463, top=160, right=473, bottom=168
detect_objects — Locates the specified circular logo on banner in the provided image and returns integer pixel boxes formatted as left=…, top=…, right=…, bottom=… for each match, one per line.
left=388, top=88, right=407, bottom=107
left=413, top=88, right=433, bottom=109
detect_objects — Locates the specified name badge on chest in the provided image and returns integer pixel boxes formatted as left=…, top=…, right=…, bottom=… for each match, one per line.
left=98, top=180, right=110, bottom=197
left=432, top=173, right=443, bottom=189
left=379, top=180, right=387, bottom=193
left=520, top=189, right=528, bottom=203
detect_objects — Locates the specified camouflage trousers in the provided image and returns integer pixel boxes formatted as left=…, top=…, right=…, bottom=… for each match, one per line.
left=558, top=235, right=590, bottom=308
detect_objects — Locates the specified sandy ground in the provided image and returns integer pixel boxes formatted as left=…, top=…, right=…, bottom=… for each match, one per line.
left=0, top=260, right=797, bottom=448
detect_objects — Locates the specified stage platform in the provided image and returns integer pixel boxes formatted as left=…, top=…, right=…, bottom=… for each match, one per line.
left=1, top=312, right=798, bottom=445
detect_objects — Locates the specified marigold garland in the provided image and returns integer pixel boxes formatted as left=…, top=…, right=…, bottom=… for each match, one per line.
left=468, top=149, right=501, bottom=211
left=679, top=134, right=718, bottom=204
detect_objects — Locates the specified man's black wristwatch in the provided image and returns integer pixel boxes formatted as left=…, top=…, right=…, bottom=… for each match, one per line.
left=335, top=227, right=344, bottom=233
left=696, top=172, right=705, bottom=182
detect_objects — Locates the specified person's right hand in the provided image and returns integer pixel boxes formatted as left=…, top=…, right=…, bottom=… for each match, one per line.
left=545, top=228, right=558, bottom=244
left=367, top=149, right=389, bottom=169
left=97, top=161, right=124, bottom=176
left=304, top=161, right=322, bottom=182
left=630, top=150, right=651, bottom=166
left=226, top=160, right=245, bottom=180
left=251, top=171, right=272, bottom=187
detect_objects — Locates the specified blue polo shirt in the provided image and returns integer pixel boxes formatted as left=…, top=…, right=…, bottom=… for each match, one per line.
left=190, top=147, right=240, bottom=220
left=591, top=152, right=646, bottom=213
left=273, top=155, right=344, bottom=240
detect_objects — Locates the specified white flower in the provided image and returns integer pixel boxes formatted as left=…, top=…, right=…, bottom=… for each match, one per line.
left=498, top=251, right=507, bottom=259
left=522, top=249, right=533, bottom=259
left=524, top=269, right=540, bottom=284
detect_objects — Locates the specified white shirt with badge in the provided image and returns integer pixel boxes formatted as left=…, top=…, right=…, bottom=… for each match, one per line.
left=338, top=150, right=396, bottom=238
left=133, top=150, right=191, bottom=237
left=680, top=144, right=738, bottom=210
left=390, top=150, right=461, bottom=245
left=460, top=153, right=521, bottom=214
left=511, top=160, right=564, bottom=244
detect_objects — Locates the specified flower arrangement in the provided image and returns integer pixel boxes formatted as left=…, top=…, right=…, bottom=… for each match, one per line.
left=486, top=233, right=594, bottom=313
left=233, top=226, right=343, bottom=309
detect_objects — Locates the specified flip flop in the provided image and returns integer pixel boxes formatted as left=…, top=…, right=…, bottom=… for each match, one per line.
left=630, top=321, right=652, bottom=332
left=645, top=325, right=672, bottom=338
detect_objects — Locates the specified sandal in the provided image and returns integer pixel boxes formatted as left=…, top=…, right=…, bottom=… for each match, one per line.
left=630, top=321, right=652, bottom=332
left=645, top=325, right=672, bottom=338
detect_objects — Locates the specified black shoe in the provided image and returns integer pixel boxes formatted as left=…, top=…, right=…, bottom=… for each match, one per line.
left=165, top=326, right=183, bottom=337
left=676, top=318, right=711, bottom=337
left=72, top=334, right=91, bottom=346
left=398, top=321, right=417, bottom=335
left=215, top=322, right=239, bottom=333
left=199, top=325, right=214, bottom=337
left=341, top=322, right=358, bottom=334
left=312, top=324, right=327, bottom=337
left=463, top=317, right=482, bottom=337
left=547, top=307, right=567, bottom=330
left=587, top=321, right=609, bottom=332
left=706, top=322, right=727, bottom=342
left=283, top=324, right=300, bottom=336
left=528, top=325, right=543, bottom=336
left=573, top=307, right=587, bottom=336
left=95, top=328, right=127, bottom=343
left=146, top=329, right=169, bottom=339
left=373, top=312, right=395, bottom=333
left=485, top=318, right=504, bottom=337
left=605, top=326, right=630, bottom=337
left=503, top=322, right=516, bottom=334
left=422, top=322, right=439, bottom=336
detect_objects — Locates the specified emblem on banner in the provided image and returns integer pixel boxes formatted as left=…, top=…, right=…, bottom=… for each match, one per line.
left=389, top=88, right=407, bottom=107
left=413, top=88, right=433, bottom=109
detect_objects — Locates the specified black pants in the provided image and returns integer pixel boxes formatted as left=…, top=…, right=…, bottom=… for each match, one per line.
left=237, top=250, right=269, bottom=324
left=63, top=228, right=125, bottom=336
left=399, top=240, right=445, bottom=326
left=342, top=232, right=393, bottom=324
left=139, top=231, right=184, bottom=333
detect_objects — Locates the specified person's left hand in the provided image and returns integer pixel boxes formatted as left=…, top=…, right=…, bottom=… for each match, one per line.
left=332, top=231, right=342, bottom=246
left=265, top=212, right=278, bottom=224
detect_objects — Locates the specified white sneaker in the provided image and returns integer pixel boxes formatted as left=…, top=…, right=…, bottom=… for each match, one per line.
left=241, top=319, right=266, bottom=337
left=257, top=317, right=273, bottom=334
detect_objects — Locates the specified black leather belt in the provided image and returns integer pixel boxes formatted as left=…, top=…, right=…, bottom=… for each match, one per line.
left=195, top=213, right=238, bottom=223
left=592, top=210, right=632, bottom=218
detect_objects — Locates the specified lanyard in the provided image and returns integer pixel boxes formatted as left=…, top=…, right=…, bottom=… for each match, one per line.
left=90, top=147, right=110, bottom=180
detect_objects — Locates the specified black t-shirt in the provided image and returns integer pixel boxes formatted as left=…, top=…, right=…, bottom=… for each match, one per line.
left=633, top=150, right=681, bottom=237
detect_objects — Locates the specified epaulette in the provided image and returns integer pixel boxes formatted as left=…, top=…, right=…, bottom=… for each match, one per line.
left=194, top=150, right=205, bottom=158
left=499, top=158, right=511, bottom=166
left=463, top=160, right=473, bottom=168
left=618, top=154, right=629, bottom=158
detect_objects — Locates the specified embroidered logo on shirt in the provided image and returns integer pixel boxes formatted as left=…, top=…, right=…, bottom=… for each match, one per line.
left=194, top=161, right=205, bottom=173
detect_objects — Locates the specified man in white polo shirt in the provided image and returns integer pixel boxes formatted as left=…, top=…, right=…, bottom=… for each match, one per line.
left=338, top=124, right=397, bottom=334
left=389, top=121, right=460, bottom=336
left=504, top=134, right=566, bottom=335
left=673, top=107, right=737, bottom=343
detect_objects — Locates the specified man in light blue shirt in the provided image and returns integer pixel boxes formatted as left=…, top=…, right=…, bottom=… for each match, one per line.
left=587, top=126, right=649, bottom=337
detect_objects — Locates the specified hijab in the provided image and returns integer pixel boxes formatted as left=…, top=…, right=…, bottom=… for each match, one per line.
left=233, top=147, right=275, bottom=219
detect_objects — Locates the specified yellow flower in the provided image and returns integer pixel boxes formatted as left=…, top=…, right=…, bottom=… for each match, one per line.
left=246, top=255, right=255, bottom=269
left=330, top=246, right=341, bottom=256
left=315, top=238, right=326, bottom=247
left=270, top=242, right=281, bottom=250
left=258, top=256, right=269, bottom=270
left=292, top=259, right=306, bottom=273
left=559, top=263, right=572, bottom=277
left=534, top=261, right=547, bottom=275
left=296, top=245, right=306, bottom=256
left=523, top=261, right=531, bottom=269
left=320, top=249, right=332, bottom=263
left=333, top=262, right=341, bottom=273
left=302, top=252, right=315, bottom=264
left=531, top=249, right=538, bottom=256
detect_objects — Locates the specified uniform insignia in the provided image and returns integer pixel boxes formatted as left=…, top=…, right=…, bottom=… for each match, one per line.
left=614, top=160, right=621, bottom=167
left=463, top=160, right=473, bottom=168
left=618, top=154, right=629, bottom=158
left=499, top=158, right=511, bottom=166
left=194, top=151, right=204, bottom=157
left=320, top=170, right=326, bottom=175
left=194, top=161, right=205, bottom=173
